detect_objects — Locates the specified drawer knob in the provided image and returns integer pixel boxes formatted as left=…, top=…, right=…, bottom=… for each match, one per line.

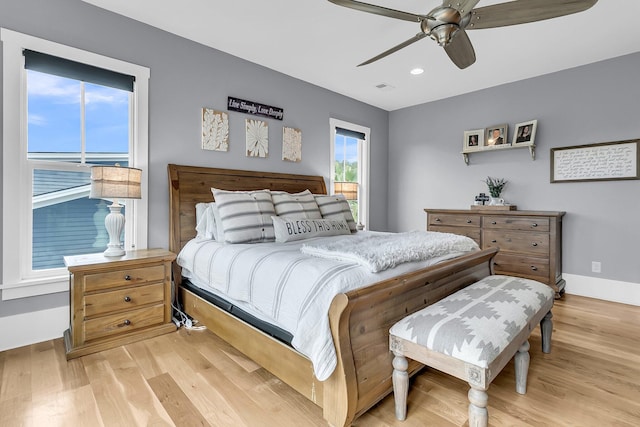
left=466, top=219, right=472, bottom=223
left=532, top=242, right=538, bottom=247
left=435, top=218, right=441, bottom=222
left=491, top=239, right=497, bottom=243
left=531, top=223, right=538, bottom=227
left=531, top=266, right=538, bottom=271
left=124, top=275, right=131, bottom=281
left=491, top=221, right=497, bottom=225
left=123, top=319, right=131, bottom=326
left=124, top=296, right=131, bottom=302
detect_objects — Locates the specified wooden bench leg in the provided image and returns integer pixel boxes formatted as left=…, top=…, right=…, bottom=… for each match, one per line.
left=541, top=311, right=553, bottom=353
left=468, top=386, right=488, bottom=427
left=515, top=340, right=530, bottom=394
left=392, top=352, right=409, bottom=421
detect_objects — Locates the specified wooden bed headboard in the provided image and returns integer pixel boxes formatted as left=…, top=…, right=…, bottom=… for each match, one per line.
left=167, top=164, right=327, bottom=255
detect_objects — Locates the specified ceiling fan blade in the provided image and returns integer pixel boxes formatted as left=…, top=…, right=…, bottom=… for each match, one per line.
left=466, top=0, right=598, bottom=30
left=443, top=30, right=476, bottom=69
left=358, top=33, right=428, bottom=66
left=328, top=0, right=425, bottom=23
left=448, top=0, right=482, bottom=18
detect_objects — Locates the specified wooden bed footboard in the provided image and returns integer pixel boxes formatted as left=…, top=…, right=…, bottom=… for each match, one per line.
left=323, top=247, right=496, bottom=427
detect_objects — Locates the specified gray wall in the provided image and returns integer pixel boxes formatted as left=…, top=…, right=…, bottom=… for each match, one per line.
left=389, top=52, right=640, bottom=284
left=0, top=0, right=389, bottom=314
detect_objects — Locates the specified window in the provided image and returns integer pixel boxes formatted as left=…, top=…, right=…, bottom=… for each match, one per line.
left=329, top=118, right=370, bottom=229
left=1, top=29, right=149, bottom=299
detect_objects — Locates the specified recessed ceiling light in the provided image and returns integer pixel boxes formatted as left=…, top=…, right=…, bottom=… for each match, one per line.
left=410, top=68, right=424, bottom=75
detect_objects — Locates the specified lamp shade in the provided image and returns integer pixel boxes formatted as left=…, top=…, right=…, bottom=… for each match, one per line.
left=90, top=165, right=142, bottom=200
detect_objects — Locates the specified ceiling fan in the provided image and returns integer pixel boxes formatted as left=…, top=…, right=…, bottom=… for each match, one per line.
left=328, top=0, right=598, bottom=69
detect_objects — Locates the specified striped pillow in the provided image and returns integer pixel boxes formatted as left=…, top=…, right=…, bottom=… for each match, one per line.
left=271, top=189, right=322, bottom=219
left=211, top=188, right=276, bottom=243
left=314, top=194, right=357, bottom=233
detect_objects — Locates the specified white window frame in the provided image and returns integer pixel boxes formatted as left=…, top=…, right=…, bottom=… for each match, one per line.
left=1, top=28, right=149, bottom=300
left=329, top=118, right=370, bottom=229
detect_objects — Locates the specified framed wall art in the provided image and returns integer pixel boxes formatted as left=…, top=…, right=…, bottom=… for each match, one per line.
left=513, top=119, right=537, bottom=147
left=463, top=129, right=484, bottom=153
left=551, top=139, right=639, bottom=183
left=282, top=126, right=302, bottom=162
left=246, top=118, right=268, bottom=158
left=201, top=108, right=229, bottom=151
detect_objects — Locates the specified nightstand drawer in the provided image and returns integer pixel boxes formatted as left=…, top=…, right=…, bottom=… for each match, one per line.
left=493, top=253, right=550, bottom=281
left=83, top=265, right=166, bottom=293
left=483, top=230, right=549, bottom=255
left=84, top=303, right=165, bottom=342
left=84, top=283, right=164, bottom=317
left=429, top=213, right=480, bottom=228
left=483, top=216, right=550, bottom=232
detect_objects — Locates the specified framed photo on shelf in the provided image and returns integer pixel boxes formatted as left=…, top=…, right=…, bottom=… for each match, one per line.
left=485, top=124, right=509, bottom=147
left=513, top=120, right=537, bottom=146
left=463, top=129, right=484, bottom=152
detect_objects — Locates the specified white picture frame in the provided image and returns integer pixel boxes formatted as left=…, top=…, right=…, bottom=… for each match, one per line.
left=463, top=129, right=484, bottom=153
left=484, top=124, right=509, bottom=148
left=512, top=119, right=537, bottom=147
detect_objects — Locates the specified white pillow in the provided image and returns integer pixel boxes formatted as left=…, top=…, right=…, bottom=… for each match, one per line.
left=314, top=194, right=358, bottom=233
left=195, top=202, right=217, bottom=240
left=271, top=189, right=322, bottom=219
left=272, top=216, right=351, bottom=242
left=211, top=188, right=276, bottom=243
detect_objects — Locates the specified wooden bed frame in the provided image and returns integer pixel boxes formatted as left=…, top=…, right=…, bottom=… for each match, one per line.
left=168, top=164, right=497, bottom=426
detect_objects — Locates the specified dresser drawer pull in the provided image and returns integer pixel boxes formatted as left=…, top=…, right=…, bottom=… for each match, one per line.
left=491, top=239, right=497, bottom=243
left=124, top=296, right=131, bottom=302
left=124, top=275, right=132, bottom=281
left=531, top=266, right=538, bottom=271
left=434, top=218, right=441, bottom=222
left=466, top=219, right=472, bottom=223
left=532, top=242, right=538, bottom=247
left=491, top=221, right=497, bottom=225
left=531, top=223, right=538, bottom=227
left=123, top=319, right=131, bottom=326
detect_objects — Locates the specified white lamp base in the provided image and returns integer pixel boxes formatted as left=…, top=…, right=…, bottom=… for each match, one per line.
left=104, top=203, right=125, bottom=257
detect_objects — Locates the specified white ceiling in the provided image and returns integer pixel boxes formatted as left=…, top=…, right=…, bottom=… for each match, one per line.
left=83, top=0, right=640, bottom=111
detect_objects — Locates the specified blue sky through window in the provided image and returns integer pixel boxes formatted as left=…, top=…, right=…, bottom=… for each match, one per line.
left=27, top=70, right=129, bottom=154
left=335, top=135, right=358, bottom=163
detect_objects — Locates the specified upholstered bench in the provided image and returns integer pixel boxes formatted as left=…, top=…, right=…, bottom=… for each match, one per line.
left=389, top=275, right=554, bottom=427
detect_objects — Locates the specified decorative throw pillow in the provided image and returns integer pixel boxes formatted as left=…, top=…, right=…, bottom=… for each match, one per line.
left=271, top=189, right=322, bottom=219
left=195, top=202, right=217, bottom=240
left=272, top=216, right=351, bottom=242
left=314, top=194, right=358, bottom=232
left=211, top=188, right=276, bottom=243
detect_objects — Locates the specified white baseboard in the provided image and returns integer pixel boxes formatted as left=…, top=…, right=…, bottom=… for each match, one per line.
left=564, top=274, right=640, bottom=306
left=0, top=305, right=68, bottom=352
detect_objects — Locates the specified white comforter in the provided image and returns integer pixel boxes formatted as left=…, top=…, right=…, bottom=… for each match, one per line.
left=177, top=231, right=478, bottom=381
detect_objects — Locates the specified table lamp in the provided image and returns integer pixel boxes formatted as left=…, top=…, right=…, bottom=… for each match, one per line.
left=90, top=164, right=142, bottom=257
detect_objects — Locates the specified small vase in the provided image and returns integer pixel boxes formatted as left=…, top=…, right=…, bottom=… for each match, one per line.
left=489, top=197, right=504, bottom=206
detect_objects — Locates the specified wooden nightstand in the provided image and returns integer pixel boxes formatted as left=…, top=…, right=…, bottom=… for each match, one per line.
left=63, top=249, right=177, bottom=360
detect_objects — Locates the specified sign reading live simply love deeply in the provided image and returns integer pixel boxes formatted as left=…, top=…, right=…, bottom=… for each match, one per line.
left=551, top=140, right=640, bottom=182
left=227, top=96, right=284, bottom=120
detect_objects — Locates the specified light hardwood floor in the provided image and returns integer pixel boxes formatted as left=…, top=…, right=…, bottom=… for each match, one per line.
left=1, top=294, right=639, bottom=426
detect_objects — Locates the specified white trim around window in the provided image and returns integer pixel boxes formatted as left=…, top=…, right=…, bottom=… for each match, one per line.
left=1, top=28, right=150, bottom=300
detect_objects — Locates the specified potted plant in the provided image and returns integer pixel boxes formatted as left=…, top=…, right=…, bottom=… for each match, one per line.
left=485, top=176, right=507, bottom=205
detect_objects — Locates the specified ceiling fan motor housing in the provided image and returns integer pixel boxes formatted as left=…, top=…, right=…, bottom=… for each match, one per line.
left=421, top=6, right=463, bottom=46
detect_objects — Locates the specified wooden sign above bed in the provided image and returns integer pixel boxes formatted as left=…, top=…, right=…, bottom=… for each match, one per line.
left=227, top=96, right=284, bottom=120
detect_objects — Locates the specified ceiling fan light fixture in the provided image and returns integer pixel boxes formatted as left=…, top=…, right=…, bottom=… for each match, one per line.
left=429, top=24, right=460, bottom=46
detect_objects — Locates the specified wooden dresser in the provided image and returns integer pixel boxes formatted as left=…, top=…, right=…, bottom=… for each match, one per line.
left=425, top=209, right=565, bottom=297
left=63, top=249, right=177, bottom=359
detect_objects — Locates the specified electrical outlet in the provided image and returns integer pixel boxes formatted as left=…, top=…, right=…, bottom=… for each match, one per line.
left=591, top=261, right=601, bottom=273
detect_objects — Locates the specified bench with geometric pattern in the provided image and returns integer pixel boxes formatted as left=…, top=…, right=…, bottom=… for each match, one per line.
left=389, top=275, right=554, bottom=427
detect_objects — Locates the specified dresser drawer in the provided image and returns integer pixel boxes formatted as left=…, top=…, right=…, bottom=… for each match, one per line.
left=429, top=226, right=480, bottom=245
left=492, top=253, right=549, bottom=282
left=483, top=216, right=550, bottom=232
left=83, top=265, right=166, bottom=293
left=429, top=213, right=480, bottom=228
left=84, top=283, right=164, bottom=318
left=483, top=230, right=549, bottom=255
left=83, top=304, right=165, bottom=342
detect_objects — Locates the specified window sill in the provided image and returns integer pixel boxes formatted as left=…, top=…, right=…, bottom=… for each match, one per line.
left=1, top=276, right=68, bottom=300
